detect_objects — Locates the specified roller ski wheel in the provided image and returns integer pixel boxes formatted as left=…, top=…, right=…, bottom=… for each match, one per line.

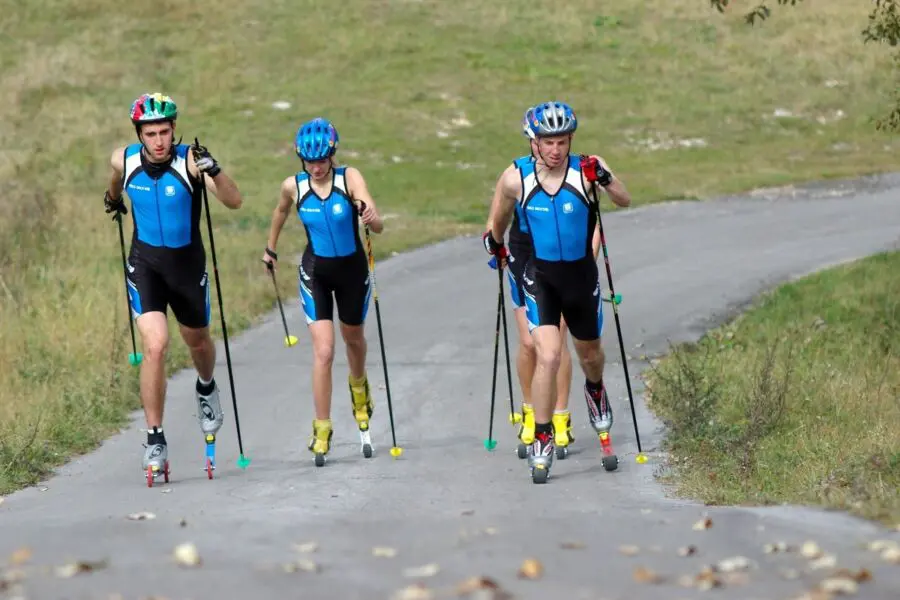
left=516, top=443, right=528, bottom=459
left=528, top=431, right=554, bottom=484
left=308, top=419, right=333, bottom=468
left=551, top=411, right=574, bottom=460
left=205, top=433, right=216, bottom=480
left=598, top=431, right=618, bottom=472
left=146, top=462, right=170, bottom=488
left=359, top=428, right=374, bottom=459
left=531, top=465, right=549, bottom=484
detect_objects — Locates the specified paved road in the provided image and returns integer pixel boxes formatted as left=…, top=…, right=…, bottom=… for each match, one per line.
left=2, top=175, right=900, bottom=600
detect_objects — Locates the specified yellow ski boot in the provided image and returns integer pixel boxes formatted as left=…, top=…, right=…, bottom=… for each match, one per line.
left=552, top=410, right=575, bottom=459
left=516, top=403, right=535, bottom=459
left=349, top=373, right=375, bottom=458
left=307, top=418, right=333, bottom=467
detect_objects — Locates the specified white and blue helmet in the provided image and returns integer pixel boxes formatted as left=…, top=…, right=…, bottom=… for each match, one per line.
left=525, top=101, right=577, bottom=138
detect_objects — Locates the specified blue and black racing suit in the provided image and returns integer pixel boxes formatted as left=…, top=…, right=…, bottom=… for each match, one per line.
left=295, top=167, right=371, bottom=326
left=122, top=143, right=210, bottom=328
left=518, top=154, right=603, bottom=341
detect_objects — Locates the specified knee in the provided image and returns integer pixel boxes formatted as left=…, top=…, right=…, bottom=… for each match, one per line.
left=144, top=335, right=169, bottom=362
left=535, top=344, right=561, bottom=373
left=184, top=332, right=211, bottom=354
left=341, top=326, right=366, bottom=351
left=520, top=334, right=536, bottom=358
left=579, top=342, right=604, bottom=368
left=313, top=342, right=335, bottom=367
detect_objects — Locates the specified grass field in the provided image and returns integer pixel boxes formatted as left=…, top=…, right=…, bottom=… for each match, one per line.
left=646, top=251, right=900, bottom=525
left=0, top=0, right=896, bottom=493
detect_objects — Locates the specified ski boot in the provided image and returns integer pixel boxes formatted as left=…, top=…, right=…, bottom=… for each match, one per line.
left=528, top=428, right=555, bottom=484
left=516, top=403, right=535, bottom=459
left=585, top=380, right=618, bottom=472
left=349, top=373, right=375, bottom=459
left=552, top=410, right=575, bottom=459
left=307, top=419, right=333, bottom=467
left=196, top=378, right=224, bottom=479
left=143, top=429, right=170, bottom=488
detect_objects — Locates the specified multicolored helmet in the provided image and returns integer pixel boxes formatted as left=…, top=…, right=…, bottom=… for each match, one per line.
left=527, top=101, right=577, bottom=138
left=130, top=92, right=178, bottom=125
left=521, top=106, right=537, bottom=140
left=295, top=118, right=339, bottom=161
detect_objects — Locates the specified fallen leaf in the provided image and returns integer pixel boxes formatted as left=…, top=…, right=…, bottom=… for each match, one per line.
left=173, top=542, right=201, bottom=567
left=694, top=565, right=723, bottom=590
left=716, top=556, right=754, bottom=572
left=293, top=541, right=319, bottom=553
left=781, top=568, right=801, bottom=580
left=404, top=563, right=440, bottom=578
left=830, top=568, right=872, bottom=583
left=764, top=541, right=792, bottom=554
left=619, top=545, right=640, bottom=556
left=517, top=558, right=543, bottom=580
left=866, top=539, right=898, bottom=552
left=801, top=541, right=823, bottom=559
left=640, top=508, right=653, bottom=515
left=373, top=546, right=398, bottom=558
left=10, top=548, right=32, bottom=565
left=881, top=546, right=900, bottom=564
left=692, top=517, right=713, bottom=531
left=632, top=566, right=664, bottom=584
left=677, top=545, right=697, bottom=557
left=178, top=518, right=187, bottom=528
left=484, top=527, right=498, bottom=536
left=809, top=554, right=837, bottom=570
left=55, top=560, right=108, bottom=578
left=283, top=559, right=320, bottom=573
left=161, top=488, right=172, bottom=494
left=818, top=577, right=858, bottom=595
left=455, top=576, right=513, bottom=599
left=39, top=487, right=48, bottom=492
left=461, top=510, right=475, bottom=516
left=127, top=512, right=156, bottom=521
left=392, top=583, right=433, bottom=600
left=559, top=541, right=586, bottom=550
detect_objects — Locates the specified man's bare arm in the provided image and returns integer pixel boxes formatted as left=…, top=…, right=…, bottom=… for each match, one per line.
left=267, top=177, right=296, bottom=252
left=488, top=166, right=521, bottom=243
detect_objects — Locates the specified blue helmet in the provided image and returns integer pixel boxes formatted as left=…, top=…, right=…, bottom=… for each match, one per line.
left=295, top=118, right=339, bottom=161
left=527, top=101, right=577, bottom=138
left=521, top=106, right=537, bottom=140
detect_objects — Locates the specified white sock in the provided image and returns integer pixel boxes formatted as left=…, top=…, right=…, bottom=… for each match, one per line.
left=199, top=375, right=213, bottom=386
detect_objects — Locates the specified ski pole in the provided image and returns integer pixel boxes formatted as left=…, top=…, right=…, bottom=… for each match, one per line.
left=359, top=202, right=402, bottom=458
left=487, top=256, right=522, bottom=427
left=264, top=261, right=299, bottom=347
left=484, top=271, right=502, bottom=451
left=195, top=138, right=250, bottom=469
left=587, top=179, right=646, bottom=464
left=114, top=211, right=143, bottom=366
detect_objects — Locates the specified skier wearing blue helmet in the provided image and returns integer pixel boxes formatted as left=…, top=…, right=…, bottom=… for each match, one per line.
left=485, top=106, right=582, bottom=462
left=262, top=117, right=385, bottom=468
left=483, top=101, right=632, bottom=484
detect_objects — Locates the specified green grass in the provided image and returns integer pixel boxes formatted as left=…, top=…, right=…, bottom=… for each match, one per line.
left=645, top=251, right=900, bottom=525
left=0, top=0, right=897, bottom=494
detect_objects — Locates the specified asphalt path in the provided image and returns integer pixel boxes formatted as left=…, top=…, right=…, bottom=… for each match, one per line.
left=2, top=174, right=900, bottom=600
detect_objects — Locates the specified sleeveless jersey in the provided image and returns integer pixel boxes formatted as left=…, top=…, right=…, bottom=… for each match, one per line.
left=508, top=155, right=532, bottom=248
left=296, top=167, right=363, bottom=258
left=519, top=154, right=594, bottom=262
left=123, top=143, right=199, bottom=248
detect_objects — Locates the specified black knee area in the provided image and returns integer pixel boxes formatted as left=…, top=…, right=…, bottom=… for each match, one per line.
left=148, top=426, right=166, bottom=445
left=535, top=422, right=552, bottom=435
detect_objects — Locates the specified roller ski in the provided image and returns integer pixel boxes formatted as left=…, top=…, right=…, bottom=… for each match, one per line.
left=585, top=380, right=618, bottom=472
left=552, top=410, right=575, bottom=459
left=142, top=427, right=170, bottom=488
left=350, top=374, right=375, bottom=459
left=308, top=418, right=333, bottom=467
left=196, top=378, right=224, bottom=479
left=528, top=428, right=555, bottom=484
left=516, top=403, right=534, bottom=459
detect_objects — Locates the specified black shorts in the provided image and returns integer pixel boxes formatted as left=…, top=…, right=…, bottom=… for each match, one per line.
left=506, top=242, right=530, bottom=309
left=522, top=257, right=603, bottom=341
left=299, top=249, right=371, bottom=326
left=126, top=241, right=210, bottom=329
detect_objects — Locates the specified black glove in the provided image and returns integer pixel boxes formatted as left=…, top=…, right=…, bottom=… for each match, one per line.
left=104, top=190, right=127, bottom=220
left=191, top=142, right=221, bottom=178
left=580, top=155, right=612, bottom=187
